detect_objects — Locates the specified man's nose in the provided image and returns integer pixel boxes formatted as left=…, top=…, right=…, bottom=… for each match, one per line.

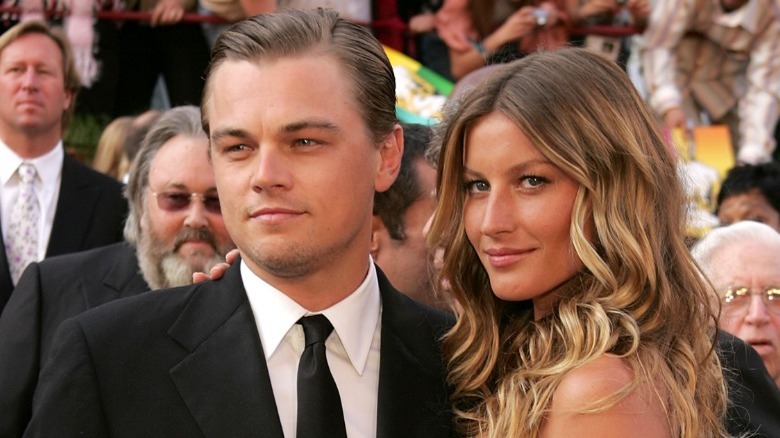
left=251, top=146, right=292, bottom=192
left=21, top=69, right=39, bottom=90
left=183, top=198, right=210, bottom=229
left=744, top=294, right=771, bottom=325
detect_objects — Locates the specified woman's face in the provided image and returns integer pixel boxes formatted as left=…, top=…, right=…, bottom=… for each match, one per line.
left=463, top=111, right=585, bottom=319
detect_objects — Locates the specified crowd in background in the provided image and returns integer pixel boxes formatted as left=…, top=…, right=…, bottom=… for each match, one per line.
left=4, top=0, right=778, bottom=165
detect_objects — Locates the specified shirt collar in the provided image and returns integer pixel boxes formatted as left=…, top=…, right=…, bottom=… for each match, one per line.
left=0, top=139, right=63, bottom=186
left=242, top=259, right=381, bottom=375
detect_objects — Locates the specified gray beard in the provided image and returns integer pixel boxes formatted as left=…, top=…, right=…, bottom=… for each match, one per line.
left=137, top=225, right=228, bottom=290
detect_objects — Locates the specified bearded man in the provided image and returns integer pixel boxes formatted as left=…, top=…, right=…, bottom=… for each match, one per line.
left=0, top=105, right=234, bottom=437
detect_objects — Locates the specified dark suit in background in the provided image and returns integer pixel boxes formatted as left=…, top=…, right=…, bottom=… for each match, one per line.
left=0, top=242, right=148, bottom=438
left=0, top=155, right=128, bottom=314
left=719, top=330, right=780, bottom=437
left=24, top=263, right=454, bottom=437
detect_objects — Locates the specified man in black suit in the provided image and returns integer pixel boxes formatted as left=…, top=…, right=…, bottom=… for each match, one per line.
left=718, top=330, right=780, bottom=437
left=0, top=106, right=235, bottom=437
left=25, top=9, right=454, bottom=437
left=0, top=20, right=127, bottom=313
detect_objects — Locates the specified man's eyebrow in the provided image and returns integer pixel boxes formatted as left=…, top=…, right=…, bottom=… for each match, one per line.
left=210, top=120, right=343, bottom=144
left=280, top=119, right=341, bottom=135
left=210, top=127, right=252, bottom=144
left=161, top=182, right=187, bottom=190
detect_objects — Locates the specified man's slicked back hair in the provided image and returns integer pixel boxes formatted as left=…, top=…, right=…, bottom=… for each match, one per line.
left=201, top=8, right=397, bottom=144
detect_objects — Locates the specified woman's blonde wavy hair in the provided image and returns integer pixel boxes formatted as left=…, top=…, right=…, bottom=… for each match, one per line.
left=427, top=48, right=727, bottom=437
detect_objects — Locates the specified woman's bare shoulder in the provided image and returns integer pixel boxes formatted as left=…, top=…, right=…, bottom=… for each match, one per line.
left=540, top=354, right=670, bottom=437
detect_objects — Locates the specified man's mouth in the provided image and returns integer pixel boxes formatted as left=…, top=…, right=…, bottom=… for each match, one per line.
left=173, top=228, right=218, bottom=254
left=748, top=340, right=775, bottom=356
left=176, top=240, right=215, bottom=253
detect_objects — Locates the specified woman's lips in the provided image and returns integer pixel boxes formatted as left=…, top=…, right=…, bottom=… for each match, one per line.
left=484, top=248, right=534, bottom=268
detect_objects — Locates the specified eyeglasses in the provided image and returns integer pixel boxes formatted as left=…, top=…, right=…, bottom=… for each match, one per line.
left=720, top=286, right=780, bottom=316
left=150, top=189, right=221, bottom=214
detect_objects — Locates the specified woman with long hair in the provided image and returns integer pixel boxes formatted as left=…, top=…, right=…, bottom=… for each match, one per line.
left=427, top=48, right=727, bottom=436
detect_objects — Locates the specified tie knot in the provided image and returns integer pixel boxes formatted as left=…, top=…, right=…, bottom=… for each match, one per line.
left=18, top=163, right=36, bottom=184
left=298, top=314, right=334, bottom=346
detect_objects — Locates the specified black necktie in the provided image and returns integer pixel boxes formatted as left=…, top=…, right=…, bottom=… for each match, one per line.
left=296, top=315, right=348, bottom=438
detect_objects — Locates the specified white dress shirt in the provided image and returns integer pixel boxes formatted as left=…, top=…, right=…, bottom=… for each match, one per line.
left=242, top=259, right=382, bottom=438
left=0, top=140, right=63, bottom=260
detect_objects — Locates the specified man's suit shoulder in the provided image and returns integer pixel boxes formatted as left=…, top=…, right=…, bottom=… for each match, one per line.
left=48, top=156, right=128, bottom=255
left=68, top=157, right=127, bottom=218
left=63, top=155, right=124, bottom=196
left=386, top=286, right=454, bottom=332
left=69, top=274, right=242, bottom=349
left=35, top=242, right=133, bottom=272
left=74, top=281, right=199, bottom=331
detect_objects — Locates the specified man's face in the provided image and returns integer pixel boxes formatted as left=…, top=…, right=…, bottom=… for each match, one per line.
left=138, top=134, right=233, bottom=289
left=710, top=240, right=780, bottom=387
left=0, top=33, right=71, bottom=142
left=718, top=189, right=780, bottom=232
left=206, top=55, right=401, bottom=297
left=373, top=158, right=441, bottom=308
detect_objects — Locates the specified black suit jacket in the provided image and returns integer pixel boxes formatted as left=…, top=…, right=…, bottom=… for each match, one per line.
left=718, top=330, right=780, bottom=437
left=24, top=262, right=454, bottom=437
left=0, top=242, right=149, bottom=438
left=0, top=155, right=128, bottom=313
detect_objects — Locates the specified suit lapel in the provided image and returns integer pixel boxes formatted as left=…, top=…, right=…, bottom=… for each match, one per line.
left=99, top=243, right=148, bottom=299
left=375, top=268, right=453, bottom=438
left=168, top=262, right=284, bottom=438
left=83, top=243, right=149, bottom=309
left=46, top=156, right=101, bottom=257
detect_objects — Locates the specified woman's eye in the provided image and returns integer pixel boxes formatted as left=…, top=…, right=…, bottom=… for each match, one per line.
left=520, top=176, right=547, bottom=189
left=465, top=180, right=489, bottom=193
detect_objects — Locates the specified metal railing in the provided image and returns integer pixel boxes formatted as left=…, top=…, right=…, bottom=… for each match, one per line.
left=0, top=6, right=641, bottom=36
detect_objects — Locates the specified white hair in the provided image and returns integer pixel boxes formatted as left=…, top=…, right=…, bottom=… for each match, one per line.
left=691, top=221, right=780, bottom=278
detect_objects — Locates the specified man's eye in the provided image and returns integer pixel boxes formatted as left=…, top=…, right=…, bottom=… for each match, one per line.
left=205, top=195, right=220, bottom=203
left=166, top=193, right=190, bottom=204
left=294, top=139, right=320, bottom=147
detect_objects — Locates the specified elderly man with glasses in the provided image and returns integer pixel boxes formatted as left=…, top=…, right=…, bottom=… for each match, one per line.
left=693, top=221, right=780, bottom=389
left=0, top=105, right=235, bottom=437
left=692, top=221, right=780, bottom=436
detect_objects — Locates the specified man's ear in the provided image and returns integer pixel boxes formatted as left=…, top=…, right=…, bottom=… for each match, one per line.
left=370, top=215, right=387, bottom=260
left=375, top=124, right=403, bottom=193
left=63, top=89, right=73, bottom=112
